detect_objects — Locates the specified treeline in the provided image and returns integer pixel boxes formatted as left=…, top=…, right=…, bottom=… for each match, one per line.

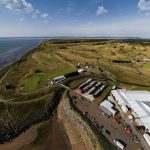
left=122, top=39, right=150, bottom=46
left=45, top=39, right=111, bottom=44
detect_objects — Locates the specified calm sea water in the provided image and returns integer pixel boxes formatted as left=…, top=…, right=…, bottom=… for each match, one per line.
left=0, top=38, right=43, bottom=70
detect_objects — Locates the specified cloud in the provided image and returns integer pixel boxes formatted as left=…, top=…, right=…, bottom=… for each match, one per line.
left=0, top=0, right=49, bottom=19
left=91, top=0, right=103, bottom=5
left=31, top=9, right=40, bottom=19
left=96, top=6, right=108, bottom=15
left=0, top=0, right=33, bottom=12
left=41, top=13, right=48, bottom=18
left=138, top=0, right=150, bottom=11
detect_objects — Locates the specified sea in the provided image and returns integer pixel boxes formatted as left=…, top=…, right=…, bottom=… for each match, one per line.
left=0, top=37, right=44, bottom=70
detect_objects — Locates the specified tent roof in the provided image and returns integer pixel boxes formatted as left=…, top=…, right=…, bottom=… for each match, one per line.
left=111, top=89, right=150, bottom=131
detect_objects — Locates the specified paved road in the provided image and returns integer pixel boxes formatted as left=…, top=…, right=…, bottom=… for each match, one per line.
left=69, top=91, right=141, bottom=150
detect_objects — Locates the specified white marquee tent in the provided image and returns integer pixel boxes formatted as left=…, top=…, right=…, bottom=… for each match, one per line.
left=111, top=89, right=150, bottom=131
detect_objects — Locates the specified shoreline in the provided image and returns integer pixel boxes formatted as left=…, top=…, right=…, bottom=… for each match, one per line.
left=0, top=40, right=44, bottom=72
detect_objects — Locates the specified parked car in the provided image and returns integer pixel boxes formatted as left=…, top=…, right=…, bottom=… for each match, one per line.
left=105, top=130, right=111, bottom=135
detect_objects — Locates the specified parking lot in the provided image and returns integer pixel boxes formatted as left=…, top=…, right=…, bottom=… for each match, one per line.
left=69, top=90, right=141, bottom=150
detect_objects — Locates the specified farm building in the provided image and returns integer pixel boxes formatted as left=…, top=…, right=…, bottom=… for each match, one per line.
left=100, top=100, right=116, bottom=117
left=111, top=89, right=150, bottom=131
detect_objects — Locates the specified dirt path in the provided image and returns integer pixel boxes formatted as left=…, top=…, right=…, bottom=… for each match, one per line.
left=0, top=68, right=11, bottom=84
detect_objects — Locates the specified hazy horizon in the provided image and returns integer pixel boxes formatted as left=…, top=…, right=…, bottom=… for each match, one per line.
left=0, top=36, right=149, bottom=39
left=0, top=0, right=150, bottom=37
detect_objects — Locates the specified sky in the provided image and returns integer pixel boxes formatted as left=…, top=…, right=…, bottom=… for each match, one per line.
left=0, top=0, right=150, bottom=37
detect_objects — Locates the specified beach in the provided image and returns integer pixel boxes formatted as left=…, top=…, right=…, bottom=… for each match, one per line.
left=0, top=38, right=43, bottom=70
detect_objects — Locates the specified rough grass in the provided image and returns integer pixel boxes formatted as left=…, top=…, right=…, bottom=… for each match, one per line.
left=7, top=95, right=50, bottom=122
left=0, top=39, right=150, bottom=143
left=1, top=39, right=150, bottom=97
left=106, top=63, right=150, bottom=85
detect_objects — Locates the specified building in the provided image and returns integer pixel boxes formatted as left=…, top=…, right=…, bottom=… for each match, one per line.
left=100, top=100, right=116, bottom=117
left=111, top=89, right=150, bottom=131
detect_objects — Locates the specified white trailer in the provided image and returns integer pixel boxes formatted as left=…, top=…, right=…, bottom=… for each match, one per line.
left=93, top=84, right=106, bottom=97
left=78, top=79, right=93, bottom=89
left=87, top=82, right=101, bottom=95
left=87, top=86, right=97, bottom=94
left=83, top=81, right=97, bottom=92
left=143, top=133, right=150, bottom=147
left=51, top=76, right=66, bottom=84
left=114, top=139, right=125, bottom=150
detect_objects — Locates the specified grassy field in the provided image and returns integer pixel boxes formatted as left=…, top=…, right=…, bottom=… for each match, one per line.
left=0, top=39, right=150, bottom=148
left=0, top=40, right=76, bottom=143
left=0, top=39, right=150, bottom=121
left=1, top=39, right=150, bottom=98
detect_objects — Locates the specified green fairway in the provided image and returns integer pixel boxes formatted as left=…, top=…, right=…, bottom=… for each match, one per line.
left=21, top=73, right=46, bottom=93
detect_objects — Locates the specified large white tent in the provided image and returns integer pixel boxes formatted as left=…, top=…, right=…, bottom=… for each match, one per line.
left=111, top=89, right=150, bottom=131
left=100, top=100, right=116, bottom=116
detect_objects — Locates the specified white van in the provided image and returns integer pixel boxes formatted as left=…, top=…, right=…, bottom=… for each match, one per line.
left=114, top=139, right=125, bottom=150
